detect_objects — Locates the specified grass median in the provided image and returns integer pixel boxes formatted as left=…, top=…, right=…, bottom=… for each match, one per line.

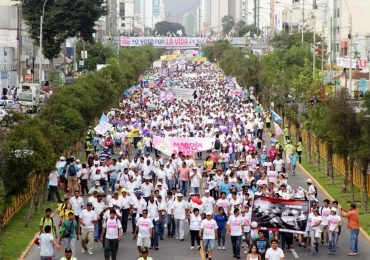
left=300, top=155, right=370, bottom=236
left=0, top=200, right=59, bottom=259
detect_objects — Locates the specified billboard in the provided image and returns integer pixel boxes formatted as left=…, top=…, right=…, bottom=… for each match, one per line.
left=251, top=196, right=309, bottom=234
left=120, top=37, right=216, bottom=47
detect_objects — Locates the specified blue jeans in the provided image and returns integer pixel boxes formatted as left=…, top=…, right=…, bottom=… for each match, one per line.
left=168, top=180, right=174, bottom=191
left=159, top=214, right=166, bottom=240
left=350, top=228, right=359, bottom=253
left=192, top=187, right=199, bottom=194
left=144, top=146, right=151, bottom=153
left=217, top=227, right=226, bottom=246
left=221, top=162, right=229, bottom=172
left=329, top=231, right=338, bottom=253
left=230, top=153, right=236, bottom=163
left=180, top=180, right=188, bottom=196
left=110, top=178, right=117, bottom=193
left=231, top=235, right=242, bottom=256
left=151, top=220, right=160, bottom=248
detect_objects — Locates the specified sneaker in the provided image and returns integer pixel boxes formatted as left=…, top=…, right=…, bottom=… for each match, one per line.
left=88, top=251, right=93, bottom=255
left=180, top=239, right=184, bottom=241
left=218, top=246, right=221, bottom=250
left=328, top=251, right=333, bottom=255
left=348, top=252, right=359, bottom=256
left=197, top=246, right=201, bottom=250
left=222, top=246, right=226, bottom=250
left=176, top=236, right=179, bottom=240
left=81, top=249, right=86, bottom=254
left=190, top=246, right=194, bottom=250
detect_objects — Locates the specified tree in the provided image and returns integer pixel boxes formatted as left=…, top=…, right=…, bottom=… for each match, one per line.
left=154, top=21, right=186, bottom=36
left=77, top=42, right=115, bottom=71
left=221, top=15, right=235, bottom=36
left=235, top=21, right=261, bottom=37
left=22, top=0, right=106, bottom=60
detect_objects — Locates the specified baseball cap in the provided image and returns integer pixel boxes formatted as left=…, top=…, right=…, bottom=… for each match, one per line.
left=206, top=212, right=213, bottom=216
left=306, top=178, right=312, bottom=184
left=87, top=202, right=93, bottom=206
left=65, top=247, right=72, bottom=253
left=177, top=193, right=183, bottom=197
left=331, top=207, right=338, bottom=212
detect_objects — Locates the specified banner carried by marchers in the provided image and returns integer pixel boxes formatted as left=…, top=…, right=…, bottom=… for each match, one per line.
left=251, top=196, right=309, bottom=234
left=153, top=136, right=214, bottom=156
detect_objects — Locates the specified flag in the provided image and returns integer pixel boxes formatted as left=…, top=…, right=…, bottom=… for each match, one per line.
left=274, top=122, right=283, bottom=137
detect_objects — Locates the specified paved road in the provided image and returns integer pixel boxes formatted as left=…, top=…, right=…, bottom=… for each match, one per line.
left=26, top=160, right=370, bottom=260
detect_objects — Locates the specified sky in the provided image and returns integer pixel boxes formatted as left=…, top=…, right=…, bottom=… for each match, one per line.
left=164, top=0, right=199, bottom=23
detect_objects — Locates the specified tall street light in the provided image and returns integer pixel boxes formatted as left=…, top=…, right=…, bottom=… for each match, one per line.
left=342, top=0, right=352, bottom=94
left=39, top=0, right=48, bottom=87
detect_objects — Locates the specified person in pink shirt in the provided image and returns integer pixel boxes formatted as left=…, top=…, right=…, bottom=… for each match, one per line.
left=268, top=144, right=278, bottom=161
left=210, top=150, right=219, bottom=169
left=178, top=162, right=190, bottom=196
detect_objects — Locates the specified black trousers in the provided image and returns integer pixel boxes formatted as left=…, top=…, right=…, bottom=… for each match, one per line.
left=190, top=230, right=200, bottom=247
left=80, top=179, right=89, bottom=195
left=104, top=238, right=119, bottom=260
left=121, top=209, right=130, bottom=233
left=47, top=185, right=62, bottom=202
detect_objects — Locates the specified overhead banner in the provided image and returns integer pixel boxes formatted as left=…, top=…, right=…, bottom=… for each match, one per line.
left=251, top=196, right=309, bottom=234
left=120, top=37, right=216, bottom=47
left=168, top=87, right=198, bottom=101
left=153, top=136, right=214, bottom=156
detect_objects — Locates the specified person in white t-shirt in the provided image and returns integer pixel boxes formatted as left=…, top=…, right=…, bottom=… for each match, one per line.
left=327, top=207, right=342, bottom=255
left=101, top=209, right=122, bottom=260
left=227, top=208, right=244, bottom=259
left=200, top=212, right=218, bottom=259
left=39, top=225, right=61, bottom=259
left=272, top=156, right=284, bottom=173
left=265, top=239, right=285, bottom=260
left=189, top=208, right=202, bottom=250
left=79, top=202, right=97, bottom=254
left=47, top=171, right=63, bottom=203
left=319, top=199, right=331, bottom=246
left=190, top=167, right=202, bottom=194
left=171, top=193, right=188, bottom=240
left=134, top=209, right=153, bottom=256
left=309, top=208, right=322, bottom=255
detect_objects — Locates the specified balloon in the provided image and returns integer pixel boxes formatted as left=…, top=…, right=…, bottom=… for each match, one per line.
left=191, top=197, right=198, bottom=203
left=196, top=198, right=202, bottom=205
left=251, top=221, right=258, bottom=229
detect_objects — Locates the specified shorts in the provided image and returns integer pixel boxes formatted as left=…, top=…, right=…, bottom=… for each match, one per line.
left=203, top=239, right=215, bottom=250
left=137, top=236, right=151, bottom=248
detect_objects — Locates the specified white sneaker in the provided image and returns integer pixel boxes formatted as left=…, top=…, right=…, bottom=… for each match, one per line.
left=88, top=251, right=93, bottom=255
left=222, top=246, right=226, bottom=250
left=218, top=246, right=221, bottom=250
left=190, top=246, right=194, bottom=250
left=81, top=249, right=85, bottom=253
left=176, top=236, right=179, bottom=240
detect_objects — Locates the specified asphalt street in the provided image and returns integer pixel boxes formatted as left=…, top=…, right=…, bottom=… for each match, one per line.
left=26, top=159, right=370, bottom=260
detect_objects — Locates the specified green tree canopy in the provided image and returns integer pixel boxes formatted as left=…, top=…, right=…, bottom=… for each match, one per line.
left=22, top=0, right=106, bottom=60
left=154, top=21, right=186, bottom=36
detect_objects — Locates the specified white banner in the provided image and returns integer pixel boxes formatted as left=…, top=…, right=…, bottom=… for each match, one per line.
left=120, top=37, right=217, bottom=47
left=94, top=121, right=112, bottom=135
left=153, top=136, right=214, bottom=156
left=169, top=87, right=198, bottom=101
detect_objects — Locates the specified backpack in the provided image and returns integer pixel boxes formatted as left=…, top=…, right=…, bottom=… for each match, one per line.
left=214, top=139, right=221, bottom=150
left=42, top=216, right=54, bottom=228
left=68, top=165, right=77, bottom=176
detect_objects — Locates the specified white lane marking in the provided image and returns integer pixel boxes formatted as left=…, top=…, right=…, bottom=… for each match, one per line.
left=291, top=249, right=299, bottom=258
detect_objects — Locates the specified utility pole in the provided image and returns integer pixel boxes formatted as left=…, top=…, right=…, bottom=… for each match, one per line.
left=348, top=14, right=352, bottom=95
left=39, top=0, right=48, bottom=87
left=313, top=13, right=316, bottom=79
left=301, top=0, right=305, bottom=44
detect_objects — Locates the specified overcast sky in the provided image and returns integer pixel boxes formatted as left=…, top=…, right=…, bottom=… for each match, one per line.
left=164, top=0, right=199, bottom=23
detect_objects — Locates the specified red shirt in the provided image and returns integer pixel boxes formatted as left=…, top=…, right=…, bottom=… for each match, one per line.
left=179, top=167, right=190, bottom=181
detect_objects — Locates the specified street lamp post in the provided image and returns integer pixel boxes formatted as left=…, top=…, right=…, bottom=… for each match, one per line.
left=39, top=0, right=48, bottom=87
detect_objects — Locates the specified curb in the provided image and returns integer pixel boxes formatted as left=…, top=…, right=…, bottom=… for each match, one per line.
left=19, top=211, right=57, bottom=260
left=297, top=164, right=370, bottom=243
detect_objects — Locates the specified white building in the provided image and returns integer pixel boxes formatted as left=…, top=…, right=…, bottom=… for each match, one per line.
left=198, top=0, right=210, bottom=35
left=210, top=0, right=229, bottom=34
left=0, top=0, right=36, bottom=88
left=119, top=0, right=135, bottom=34
left=133, top=0, right=165, bottom=32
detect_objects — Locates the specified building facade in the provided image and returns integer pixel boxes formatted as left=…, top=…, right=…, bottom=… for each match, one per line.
left=210, top=0, right=229, bottom=34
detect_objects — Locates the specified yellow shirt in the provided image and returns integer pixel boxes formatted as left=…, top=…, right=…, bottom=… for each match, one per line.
left=204, top=160, right=213, bottom=169
left=132, top=128, right=139, bottom=138
left=59, top=209, right=74, bottom=222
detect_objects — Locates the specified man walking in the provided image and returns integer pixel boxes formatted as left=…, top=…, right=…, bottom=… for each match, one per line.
left=80, top=202, right=97, bottom=255
left=171, top=193, right=188, bottom=241
left=134, top=209, right=154, bottom=256
left=200, top=212, right=218, bottom=260
left=341, top=203, right=360, bottom=256
left=101, top=209, right=122, bottom=260
left=227, top=208, right=244, bottom=259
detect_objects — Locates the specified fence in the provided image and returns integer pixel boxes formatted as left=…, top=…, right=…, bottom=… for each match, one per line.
left=288, top=123, right=370, bottom=196
left=0, top=173, right=38, bottom=228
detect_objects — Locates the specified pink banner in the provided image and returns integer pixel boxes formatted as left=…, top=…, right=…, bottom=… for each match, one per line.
left=274, top=122, right=283, bottom=137
left=153, top=136, right=214, bottom=156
